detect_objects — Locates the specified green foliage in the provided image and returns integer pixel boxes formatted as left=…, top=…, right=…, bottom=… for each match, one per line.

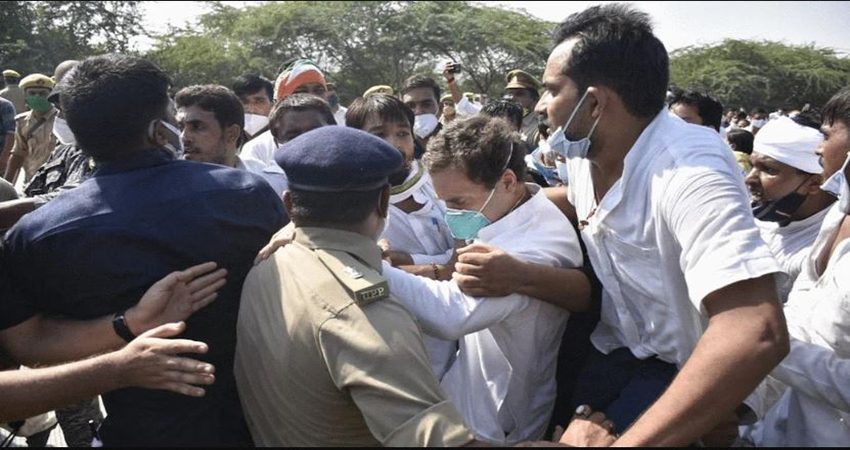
left=147, top=1, right=555, bottom=103
left=670, top=39, right=850, bottom=110
left=0, top=1, right=143, bottom=77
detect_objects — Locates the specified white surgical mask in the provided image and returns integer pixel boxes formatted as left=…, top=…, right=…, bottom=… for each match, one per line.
left=413, top=113, right=439, bottom=139
left=547, top=90, right=602, bottom=161
left=752, top=118, right=768, bottom=128
left=555, top=160, right=569, bottom=185
left=244, top=113, right=269, bottom=137
left=52, top=117, right=76, bottom=145
left=822, top=153, right=850, bottom=213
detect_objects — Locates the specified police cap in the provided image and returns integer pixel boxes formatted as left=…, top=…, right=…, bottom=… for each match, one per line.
left=20, top=74, right=55, bottom=91
left=276, top=126, right=403, bottom=192
left=2, top=70, right=21, bottom=78
left=505, top=69, right=541, bottom=92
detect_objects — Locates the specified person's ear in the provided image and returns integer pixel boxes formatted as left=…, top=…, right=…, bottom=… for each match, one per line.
left=283, top=191, right=294, bottom=218
left=378, top=185, right=390, bottom=219
left=502, top=165, right=519, bottom=191
left=225, top=124, right=241, bottom=146
left=586, top=86, right=608, bottom=120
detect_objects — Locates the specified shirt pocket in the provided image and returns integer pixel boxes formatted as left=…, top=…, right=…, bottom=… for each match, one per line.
left=603, top=234, right=669, bottom=334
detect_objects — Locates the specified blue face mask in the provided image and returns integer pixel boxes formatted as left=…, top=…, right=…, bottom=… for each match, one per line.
left=445, top=144, right=514, bottom=240
left=445, top=187, right=498, bottom=240
left=548, top=90, right=602, bottom=161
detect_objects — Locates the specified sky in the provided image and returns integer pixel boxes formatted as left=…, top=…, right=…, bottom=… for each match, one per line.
left=137, top=1, right=850, bottom=55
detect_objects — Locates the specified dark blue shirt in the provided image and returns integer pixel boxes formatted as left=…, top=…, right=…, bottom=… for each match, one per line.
left=1, top=150, right=287, bottom=446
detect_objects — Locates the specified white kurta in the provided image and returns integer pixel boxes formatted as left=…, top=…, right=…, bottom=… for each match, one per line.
left=240, top=129, right=277, bottom=167
left=744, top=203, right=850, bottom=446
left=380, top=163, right=457, bottom=379
left=383, top=184, right=583, bottom=444
left=333, top=106, right=347, bottom=127
left=236, top=156, right=288, bottom=199
left=568, top=111, right=782, bottom=367
left=755, top=206, right=831, bottom=302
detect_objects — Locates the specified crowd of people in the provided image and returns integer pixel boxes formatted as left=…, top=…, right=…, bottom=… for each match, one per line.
left=0, top=2, right=849, bottom=447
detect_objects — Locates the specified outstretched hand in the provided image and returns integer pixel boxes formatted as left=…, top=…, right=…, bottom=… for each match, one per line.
left=126, top=262, right=227, bottom=336
left=112, top=322, right=215, bottom=397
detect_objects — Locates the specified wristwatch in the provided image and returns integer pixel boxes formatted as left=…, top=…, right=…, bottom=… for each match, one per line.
left=112, top=311, right=136, bottom=343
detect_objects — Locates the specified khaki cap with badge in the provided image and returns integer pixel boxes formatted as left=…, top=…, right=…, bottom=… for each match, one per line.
left=505, top=69, right=541, bottom=92
left=19, top=74, right=55, bottom=91
left=363, top=85, right=394, bottom=98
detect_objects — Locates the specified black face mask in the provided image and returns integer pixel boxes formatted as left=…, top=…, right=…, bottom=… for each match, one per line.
left=752, top=178, right=811, bottom=226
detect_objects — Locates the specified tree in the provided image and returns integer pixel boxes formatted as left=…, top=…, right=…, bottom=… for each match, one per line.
left=0, top=1, right=144, bottom=77
left=670, top=39, right=850, bottom=110
left=146, top=1, right=555, bottom=103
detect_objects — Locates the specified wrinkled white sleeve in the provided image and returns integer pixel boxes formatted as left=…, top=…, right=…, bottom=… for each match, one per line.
left=383, top=263, right=526, bottom=340
left=455, top=97, right=482, bottom=117
left=410, top=249, right=454, bottom=266
left=662, top=151, right=783, bottom=308
left=771, top=339, right=850, bottom=413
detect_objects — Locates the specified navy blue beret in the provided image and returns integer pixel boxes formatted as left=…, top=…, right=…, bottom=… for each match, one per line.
left=275, top=125, right=403, bottom=192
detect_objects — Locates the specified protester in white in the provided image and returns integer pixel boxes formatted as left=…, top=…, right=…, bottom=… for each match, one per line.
left=533, top=5, right=788, bottom=446
left=241, top=60, right=329, bottom=167
left=344, top=93, right=458, bottom=379
left=745, top=116, right=833, bottom=301
left=326, top=83, right=347, bottom=127
left=381, top=116, right=583, bottom=444
left=741, top=88, right=850, bottom=446
left=241, top=94, right=336, bottom=198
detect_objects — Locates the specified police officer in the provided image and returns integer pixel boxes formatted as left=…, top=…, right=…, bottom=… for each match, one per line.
left=0, top=70, right=26, bottom=113
left=4, top=74, right=57, bottom=184
left=503, top=69, right=542, bottom=150
left=234, top=126, right=476, bottom=447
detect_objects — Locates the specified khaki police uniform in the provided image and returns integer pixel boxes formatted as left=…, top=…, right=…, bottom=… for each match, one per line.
left=235, top=227, right=473, bottom=446
left=506, top=69, right=542, bottom=149
left=11, top=107, right=57, bottom=183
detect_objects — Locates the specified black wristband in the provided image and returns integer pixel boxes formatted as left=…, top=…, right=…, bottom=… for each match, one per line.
left=112, top=311, right=136, bottom=343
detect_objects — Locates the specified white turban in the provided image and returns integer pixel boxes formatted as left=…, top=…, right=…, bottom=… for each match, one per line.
left=754, top=116, right=823, bottom=174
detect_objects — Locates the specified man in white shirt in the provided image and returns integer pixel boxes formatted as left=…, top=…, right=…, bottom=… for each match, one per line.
left=326, top=83, right=347, bottom=127
left=174, top=85, right=288, bottom=198
left=345, top=93, right=458, bottom=379
left=381, top=115, right=584, bottom=444
left=232, top=74, right=273, bottom=138
left=534, top=4, right=788, bottom=445
left=743, top=87, right=850, bottom=446
left=241, top=59, right=329, bottom=167
left=745, top=116, right=834, bottom=302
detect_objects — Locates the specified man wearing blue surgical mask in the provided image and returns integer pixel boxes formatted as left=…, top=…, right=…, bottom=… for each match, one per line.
left=379, top=115, right=588, bottom=444
left=527, top=4, right=789, bottom=446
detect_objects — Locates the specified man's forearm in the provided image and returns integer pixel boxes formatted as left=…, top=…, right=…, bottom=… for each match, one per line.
left=0, top=135, right=13, bottom=174
left=516, top=261, right=590, bottom=312
left=448, top=79, right=463, bottom=105
left=0, top=198, right=37, bottom=230
left=614, top=301, right=788, bottom=446
left=0, top=352, right=122, bottom=423
left=2, top=315, right=124, bottom=366
left=4, top=153, right=23, bottom=183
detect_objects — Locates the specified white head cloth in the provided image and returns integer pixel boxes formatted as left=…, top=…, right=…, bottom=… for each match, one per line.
left=754, top=116, right=824, bottom=174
